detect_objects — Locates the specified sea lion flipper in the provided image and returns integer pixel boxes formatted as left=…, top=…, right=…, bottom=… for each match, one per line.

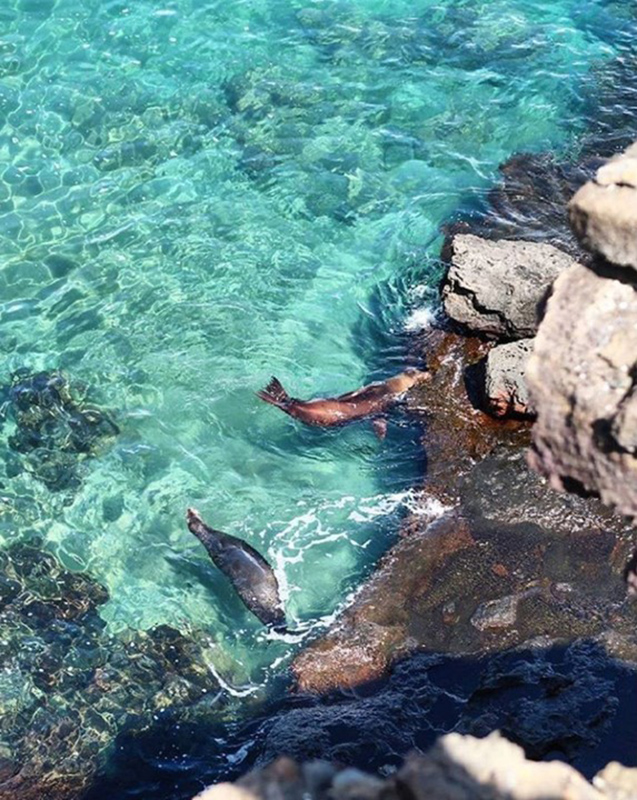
left=256, top=376, right=291, bottom=409
left=372, top=417, right=387, bottom=440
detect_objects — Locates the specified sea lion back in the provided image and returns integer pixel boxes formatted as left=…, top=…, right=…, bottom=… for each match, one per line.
left=186, top=508, right=286, bottom=628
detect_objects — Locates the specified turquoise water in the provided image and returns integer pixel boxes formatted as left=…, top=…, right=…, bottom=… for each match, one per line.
left=0, top=0, right=633, bottom=694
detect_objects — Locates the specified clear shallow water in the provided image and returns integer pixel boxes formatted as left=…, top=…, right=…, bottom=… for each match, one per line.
left=0, top=0, right=635, bottom=695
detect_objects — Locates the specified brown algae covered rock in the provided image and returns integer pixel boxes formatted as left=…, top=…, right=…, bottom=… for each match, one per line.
left=405, top=329, right=530, bottom=503
left=291, top=449, right=636, bottom=695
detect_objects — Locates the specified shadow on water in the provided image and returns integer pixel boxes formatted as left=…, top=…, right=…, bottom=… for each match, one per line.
left=82, top=638, right=637, bottom=800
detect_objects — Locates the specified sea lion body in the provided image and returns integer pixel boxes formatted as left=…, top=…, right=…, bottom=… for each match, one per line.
left=257, top=368, right=430, bottom=434
left=186, top=508, right=285, bottom=628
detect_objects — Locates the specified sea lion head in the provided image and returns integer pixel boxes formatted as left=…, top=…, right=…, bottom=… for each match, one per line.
left=388, top=368, right=432, bottom=394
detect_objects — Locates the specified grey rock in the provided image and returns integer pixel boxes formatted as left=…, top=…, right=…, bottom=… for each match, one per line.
left=471, top=595, right=519, bottom=631
left=594, top=762, right=637, bottom=800
left=526, top=261, right=637, bottom=517
left=569, top=142, right=637, bottom=270
left=395, top=731, right=602, bottom=800
left=441, top=235, right=576, bottom=338
left=302, top=761, right=338, bottom=798
left=331, top=768, right=384, bottom=799
left=198, top=733, right=609, bottom=800
left=459, top=448, right=630, bottom=537
left=236, top=756, right=306, bottom=800
left=193, top=786, right=254, bottom=800
left=485, top=339, right=535, bottom=417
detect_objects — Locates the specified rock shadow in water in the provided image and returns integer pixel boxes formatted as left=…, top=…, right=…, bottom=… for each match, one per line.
left=81, top=638, right=637, bottom=800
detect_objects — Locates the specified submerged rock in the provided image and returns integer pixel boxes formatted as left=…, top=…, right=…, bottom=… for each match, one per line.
left=441, top=235, right=576, bottom=339
left=444, top=152, right=596, bottom=262
left=1, top=370, right=119, bottom=491
left=0, top=540, right=220, bottom=800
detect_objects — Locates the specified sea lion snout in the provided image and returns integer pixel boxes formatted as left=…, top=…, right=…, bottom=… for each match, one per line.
left=186, top=507, right=203, bottom=531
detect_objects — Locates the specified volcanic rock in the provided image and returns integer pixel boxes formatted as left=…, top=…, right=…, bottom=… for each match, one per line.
left=526, top=261, right=637, bottom=517
left=569, top=142, right=637, bottom=270
left=484, top=338, right=534, bottom=417
left=441, top=235, right=576, bottom=339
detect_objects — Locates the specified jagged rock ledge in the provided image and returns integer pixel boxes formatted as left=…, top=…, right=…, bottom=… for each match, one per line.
left=195, top=732, right=637, bottom=800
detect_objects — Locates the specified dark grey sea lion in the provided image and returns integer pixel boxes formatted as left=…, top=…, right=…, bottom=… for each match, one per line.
left=186, top=508, right=286, bottom=629
left=256, top=368, right=431, bottom=439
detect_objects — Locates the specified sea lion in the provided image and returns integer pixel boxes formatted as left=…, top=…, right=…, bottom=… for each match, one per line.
left=256, top=368, right=431, bottom=439
left=186, top=508, right=286, bottom=629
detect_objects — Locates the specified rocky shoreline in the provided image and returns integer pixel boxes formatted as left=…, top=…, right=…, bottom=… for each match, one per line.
left=196, top=732, right=637, bottom=800
left=193, top=143, right=637, bottom=799
left=289, top=142, right=637, bottom=695
left=2, top=130, right=637, bottom=800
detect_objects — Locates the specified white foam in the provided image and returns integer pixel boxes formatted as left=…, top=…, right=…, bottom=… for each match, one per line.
left=404, top=306, right=436, bottom=332
left=205, top=661, right=259, bottom=699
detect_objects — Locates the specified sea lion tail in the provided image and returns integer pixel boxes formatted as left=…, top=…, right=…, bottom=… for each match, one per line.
left=256, top=376, right=291, bottom=409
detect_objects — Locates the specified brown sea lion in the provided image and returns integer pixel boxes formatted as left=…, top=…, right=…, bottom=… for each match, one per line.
left=186, top=508, right=286, bottom=629
left=256, top=368, right=431, bottom=439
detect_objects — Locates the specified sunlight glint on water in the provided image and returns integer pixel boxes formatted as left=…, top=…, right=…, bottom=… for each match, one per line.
left=0, top=0, right=629, bottom=686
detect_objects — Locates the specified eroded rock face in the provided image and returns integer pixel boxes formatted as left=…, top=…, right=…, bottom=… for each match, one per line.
left=527, top=261, right=637, bottom=517
left=485, top=338, right=535, bottom=417
left=441, top=235, right=576, bottom=339
left=569, top=143, right=637, bottom=271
